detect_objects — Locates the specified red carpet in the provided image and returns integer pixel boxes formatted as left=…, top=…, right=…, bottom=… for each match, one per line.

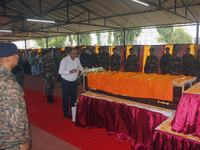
left=24, top=88, right=131, bottom=150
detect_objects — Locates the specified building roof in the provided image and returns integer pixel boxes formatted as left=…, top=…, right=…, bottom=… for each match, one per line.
left=0, top=0, right=200, bottom=42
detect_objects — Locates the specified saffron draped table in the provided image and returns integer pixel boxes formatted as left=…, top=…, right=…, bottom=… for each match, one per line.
left=75, top=92, right=174, bottom=149
left=171, top=92, right=200, bottom=138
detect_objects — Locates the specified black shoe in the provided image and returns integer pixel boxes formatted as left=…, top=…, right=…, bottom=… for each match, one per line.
left=47, top=96, right=53, bottom=103
left=50, top=95, right=56, bottom=102
left=64, top=114, right=72, bottom=119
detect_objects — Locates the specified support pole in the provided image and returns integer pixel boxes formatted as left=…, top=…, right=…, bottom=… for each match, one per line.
left=77, top=33, right=79, bottom=46
left=124, top=29, right=126, bottom=47
left=46, top=36, right=48, bottom=49
left=25, top=39, right=27, bottom=49
left=39, top=0, right=41, bottom=17
left=196, top=22, right=199, bottom=44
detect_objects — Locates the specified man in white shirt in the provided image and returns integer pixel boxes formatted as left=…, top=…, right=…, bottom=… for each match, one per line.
left=59, top=48, right=84, bottom=119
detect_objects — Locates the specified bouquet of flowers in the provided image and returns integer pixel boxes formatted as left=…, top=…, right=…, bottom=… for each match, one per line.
left=81, top=67, right=106, bottom=75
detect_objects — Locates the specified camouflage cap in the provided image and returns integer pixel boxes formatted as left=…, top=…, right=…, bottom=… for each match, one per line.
left=0, top=43, right=17, bottom=57
left=149, top=47, right=155, bottom=51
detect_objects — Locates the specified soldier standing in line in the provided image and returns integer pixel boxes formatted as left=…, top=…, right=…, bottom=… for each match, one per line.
left=41, top=50, right=57, bottom=103
left=124, top=47, right=138, bottom=72
left=89, top=47, right=99, bottom=68
left=110, top=47, right=121, bottom=71
left=29, top=52, right=37, bottom=77
left=99, top=47, right=110, bottom=71
left=182, top=47, right=194, bottom=76
left=0, top=43, right=31, bottom=150
left=144, top=48, right=159, bottom=74
left=192, top=49, right=200, bottom=82
left=80, top=48, right=90, bottom=67
left=12, top=60, right=24, bottom=88
left=168, top=48, right=182, bottom=75
left=160, top=47, right=172, bottom=75
left=98, top=46, right=102, bottom=61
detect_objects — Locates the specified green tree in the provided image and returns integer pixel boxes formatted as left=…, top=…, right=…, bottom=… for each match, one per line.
left=36, top=38, right=46, bottom=48
left=113, top=30, right=124, bottom=46
left=108, top=32, right=112, bottom=45
left=79, top=33, right=91, bottom=46
left=172, top=27, right=192, bottom=44
left=157, top=27, right=173, bottom=43
left=48, top=36, right=66, bottom=48
left=157, top=27, right=192, bottom=44
left=96, top=33, right=101, bottom=45
left=126, top=29, right=142, bottom=45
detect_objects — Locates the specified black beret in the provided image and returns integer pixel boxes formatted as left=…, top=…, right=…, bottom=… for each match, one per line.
left=186, top=47, right=191, bottom=50
left=197, top=49, right=200, bottom=53
left=0, top=43, right=17, bottom=57
left=173, top=48, right=178, bottom=51
left=150, top=48, right=155, bottom=51
left=129, top=47, right=134, bottom=51
left=165, top=47, right=170, bottom=49
left=112, top=47, right=117, bottom=50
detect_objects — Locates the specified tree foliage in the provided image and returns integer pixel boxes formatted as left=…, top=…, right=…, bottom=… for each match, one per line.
left=68, top=35, right=73, bottom=45
left=79, top=33, right=91, bottom=46
left=107, top=28, right=142, bottom=46
left=96, top=32, right=101, bottom=46
left=157, top=27, right=192, bottom=44
left=36, top=38, right=46, bottom=48
left=48, top=36, right=66, bottom=48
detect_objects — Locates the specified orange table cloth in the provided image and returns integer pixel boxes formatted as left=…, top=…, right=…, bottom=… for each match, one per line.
left=87, top=72, right=173, bottom=102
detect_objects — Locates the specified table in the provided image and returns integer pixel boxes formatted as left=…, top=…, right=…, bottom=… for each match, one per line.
left=75, top=92, right=174, bottom=149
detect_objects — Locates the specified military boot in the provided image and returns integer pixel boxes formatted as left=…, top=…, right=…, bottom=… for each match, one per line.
left=50, top=95, right=56, bottom=103
left=47, top=95, right=53, bottom=103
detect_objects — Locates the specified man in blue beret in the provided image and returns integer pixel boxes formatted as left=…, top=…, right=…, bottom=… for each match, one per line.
left=0, top=43, right=31, bottom=150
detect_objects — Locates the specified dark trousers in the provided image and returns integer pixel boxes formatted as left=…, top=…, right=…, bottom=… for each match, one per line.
left=61, top=78, right=77, bottom=116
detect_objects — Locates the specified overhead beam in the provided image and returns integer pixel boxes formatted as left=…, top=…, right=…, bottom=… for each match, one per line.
left=68, top=10, right=87, bottom=21
left=39, top=0, right=41, bottom=17
left=66, top=0, right=69, bottom=21
left=3, top=0, right=6, bottom=15
left=174, top=0, right=176, bottom=13
left=19, top=0, right=39, bottom=17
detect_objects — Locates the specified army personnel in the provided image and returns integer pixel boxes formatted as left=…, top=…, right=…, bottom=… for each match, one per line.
left=98, top=46, right=102, bottom=60
left=99, top=47, right=110, bottom=71
left=89, top=47, right=99, bottom=68
left=61, top=50, right=67, bottom=59
left=193, top=50, right=200, bottom=82
left=12, top=60, right=24, bottom=88
left=80, top=48, right=90, bottom=67
left=110, top=47, right=121, bottom=71
left=41, top=50, right=57, bottom=103
left=160, top=47, right=172, bottom=75
left=168, top=49, right=182, bottom=75
left=0, top=43, right=31, bottom=150
left=182, top=47, right=194, bottom=76
left=144, top=48, right=159, bottom=74
left=124, top=47, right=138, bottom=72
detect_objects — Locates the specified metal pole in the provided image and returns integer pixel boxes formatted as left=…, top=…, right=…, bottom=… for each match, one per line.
left=46, top=36, right=48, bottom=49
left=77, top=33, right=79, bottom=46
left=196, top=22, right=199, bottom=44
left=24, top=39, right=27, bottom=49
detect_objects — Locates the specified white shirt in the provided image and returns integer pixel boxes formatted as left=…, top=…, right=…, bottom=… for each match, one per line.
left=59, top=55, right=83, bottom=81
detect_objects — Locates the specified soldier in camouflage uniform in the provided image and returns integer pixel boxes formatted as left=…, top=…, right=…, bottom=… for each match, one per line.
left=182, top=47, right=194, bottom=76
left=89, top=48, right=99, bottom=68
left=0, top=43, right=31, bottom=150
left=124, top=47, right=138, bottom=72
left=80, top=48, right=90, bottom=67
left=12, top=60, right=24, bottom=88
left=160, top=47, right=172, bottom=75
left=41, top=50, right=57, bottom=103
left=99, top=47, right=110, bottom=71
left=144, top=48, right=159, bottom=74
left=168, top=49, right=182, bottom=75
left=192, top=49, right=200, bottom=82
left=110, top=47, right=121, bottom=71
left=98, top=46, right=102, bottom=61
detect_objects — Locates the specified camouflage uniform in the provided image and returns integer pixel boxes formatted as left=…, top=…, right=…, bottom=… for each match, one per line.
left=168, top=57, right=182, bottom=75
left=160, top=53, right=172, bottom=75
left=12, top=61, right=24, bottom=88
left=99, top=52, right=110, bottom=71
left=193, top=58, right=200, bottom=82
left=110, top=54, right=121, bottom=71
left=80, top=53, right=90, bottom=67
left=0, top=67, right=31, bottom=150
left=41, top=57, right=56, bottom=96
left=182, top=54, right=194, bottom=76
left=89, top=53, right=99, bottom=68
left=144, top=55, right=159, bottom=74
left=124, top=54, right=138, bottom=72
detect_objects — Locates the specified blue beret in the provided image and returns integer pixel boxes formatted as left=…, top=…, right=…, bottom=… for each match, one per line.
left=0, top=43, right=17, bottom=57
